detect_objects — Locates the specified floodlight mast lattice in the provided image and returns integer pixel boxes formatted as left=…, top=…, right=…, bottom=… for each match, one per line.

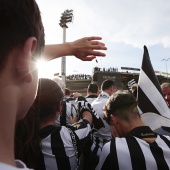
left=162, top=58, right=170, bottom=81
left=59, top=9, right=73, bottom=84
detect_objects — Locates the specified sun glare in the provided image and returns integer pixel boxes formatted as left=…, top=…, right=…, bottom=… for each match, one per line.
left=37, top=60, right=54, bottom=79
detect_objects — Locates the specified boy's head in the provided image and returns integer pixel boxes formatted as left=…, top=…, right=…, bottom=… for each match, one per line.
left=0, top=0, right=45, bottom=68
left=87, top=83, right=99, bottom=95
left=0, top=0, right=45, bottom=119
left=34, top=78, right=64, bottom=123
left=103, top=90, right=139, bottom=137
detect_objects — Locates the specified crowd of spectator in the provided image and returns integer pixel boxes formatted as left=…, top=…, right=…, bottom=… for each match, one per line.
left=66, top=74, right=92, bottom=80
left=1, top=1, right=170, bottom=170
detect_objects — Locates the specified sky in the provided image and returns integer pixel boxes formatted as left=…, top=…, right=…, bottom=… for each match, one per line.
left=36, top=0, right=170, bottom=78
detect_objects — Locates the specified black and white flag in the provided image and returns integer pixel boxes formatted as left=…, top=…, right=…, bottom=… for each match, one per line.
left=127, top=79, right=136, bottom=90
left=138, top=46, right=170, bottom=133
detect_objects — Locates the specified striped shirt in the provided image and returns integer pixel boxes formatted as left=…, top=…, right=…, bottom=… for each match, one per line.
left=85, top=95, right=98, bottom=104
left=38, top=119, right=91, bottom=170
left=96, top=126, right=170, bottom=170
left=55, top=101, right=77, bottom=127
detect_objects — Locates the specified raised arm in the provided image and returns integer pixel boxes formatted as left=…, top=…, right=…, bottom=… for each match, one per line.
left=43, top=36, right=107, bottom=61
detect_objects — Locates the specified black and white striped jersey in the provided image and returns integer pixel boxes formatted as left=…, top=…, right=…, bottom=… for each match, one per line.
left=85, top=95, right=98, bottom=104
left=38, top=119, right=91, bottom=170
left=96, top=126, right=170, bottom=170
left=55, top=101, right=77, bottom=127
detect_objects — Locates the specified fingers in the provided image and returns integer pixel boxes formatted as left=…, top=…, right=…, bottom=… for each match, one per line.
left=86, top=36, right=102, bottom=41
left=90, top=41, right=106, bottom=47
left=79, top=56, right=96, bottom=61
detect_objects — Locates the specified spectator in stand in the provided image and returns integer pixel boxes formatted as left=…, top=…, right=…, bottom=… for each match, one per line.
left=0, top=0, right=107, bottom=169
left=86, top=83, right=99, bottom=104
left=15, top=78, right=94, bottom=170
left=96, top=90, right=170, bottom=170
left=52, top=76, right=78, bottom=126
left=161, top=82, right=170, bottom=107
left=90, top=79, right=117, bottom=169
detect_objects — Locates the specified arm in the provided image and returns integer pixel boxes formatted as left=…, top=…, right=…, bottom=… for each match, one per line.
left=42, top=36, right=107, bottom=61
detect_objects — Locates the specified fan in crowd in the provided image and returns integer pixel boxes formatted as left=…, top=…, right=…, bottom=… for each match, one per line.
left=96, top=90, right=170, bottom=170
left=85, top=83, right=100, bottom=104
left=161, top=82, right=170, bottom=108
left=15, top=78, right=100, bottom=170
left=52, top=76, right=78, bottom=126
left=90, top=79, right=117, bottom=169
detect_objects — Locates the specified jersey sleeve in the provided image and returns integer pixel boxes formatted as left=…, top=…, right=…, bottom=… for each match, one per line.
left=67, top=119, right=92, bottom=151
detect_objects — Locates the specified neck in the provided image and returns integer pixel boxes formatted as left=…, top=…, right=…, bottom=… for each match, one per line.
left=103, top=90, right=110, bottom=96
left=0, top=75, right=21, bottom=166
left=0, top=102, right=17, bottom=166
left=120, top=118, right=145, bottom=137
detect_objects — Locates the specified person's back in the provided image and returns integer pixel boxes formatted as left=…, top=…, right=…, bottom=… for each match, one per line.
left=52, top=76, right=78, bottom=126
left=39, top=122, right=91, bottom=170
left=97, top=132, right=170, bottom=170
left=90, top=80, right=117, bottom=168
left=96, top=90, right=170, bottom=170
left=16, top=78, right=94, bottom=170
left=91, top=93, right=111, bottom=141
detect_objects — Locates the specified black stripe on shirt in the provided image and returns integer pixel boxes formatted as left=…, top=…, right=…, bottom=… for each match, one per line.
left=93, top=137, right=100, bottom=155
left=101, top=154, right=112, bottom=170
left=160, top=135, right=170, bottom=148
left=149, top=141, right=169, bottom=170
left=126, top=135, right=146, bottom=170
left=36, top=151, right=46, bottom=170
left=51, top=130, right=71, bottom=170
left=110, top=138, right=119, bottom=170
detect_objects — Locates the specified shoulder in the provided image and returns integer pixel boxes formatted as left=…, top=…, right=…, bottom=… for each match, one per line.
left=0, top=160, right=32, bottom=170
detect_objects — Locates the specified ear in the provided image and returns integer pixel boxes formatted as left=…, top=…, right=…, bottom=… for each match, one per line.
left=56, top=101, right=63, bottom=113
left=110, top=114, right=118, bottom=126
left=16, top=37, right=37, bottom=83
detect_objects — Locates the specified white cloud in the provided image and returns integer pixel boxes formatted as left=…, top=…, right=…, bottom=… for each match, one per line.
left=36, top=0, right=170, bottom=76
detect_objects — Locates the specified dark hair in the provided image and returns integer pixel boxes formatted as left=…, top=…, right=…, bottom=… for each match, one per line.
left=65, top=88, right=71, bottom=96
left=103, top=90, right=137, bottom=125
left=101, top=79, right=115, bottom=91
left=15, top=78, right=64, bottom=169
left=36, top=78, right=64, bottom=122
left=87, top=83, right=99, bottom=93
left=0, top=0, right=45, bottom=69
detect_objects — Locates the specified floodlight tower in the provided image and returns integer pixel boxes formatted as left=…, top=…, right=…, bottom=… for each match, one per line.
left=59, top=9, right=73, bottom=84
left=162, top=58, right=170, bottom=81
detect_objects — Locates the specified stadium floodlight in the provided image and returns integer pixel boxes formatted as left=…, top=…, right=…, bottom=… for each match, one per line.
left=59, top=9, right=73, bottom=84
left=162, top=58, right=170, bottom=81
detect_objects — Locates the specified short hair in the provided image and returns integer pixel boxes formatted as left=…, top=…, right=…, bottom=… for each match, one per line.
left=87, top=83, right=99, bottom=93
left=161, top=83, right=170, bottom=89
left=34, top=78, right=64, bottom=122
left=0, top=0, right=45, bottom=69
left=103, top=90, right=138, bottom=124
left=101, top=79, right=115, bottom=91
left=65, top=88, right=70, bottom=96
left=52, top=76, right=65, bottom=89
